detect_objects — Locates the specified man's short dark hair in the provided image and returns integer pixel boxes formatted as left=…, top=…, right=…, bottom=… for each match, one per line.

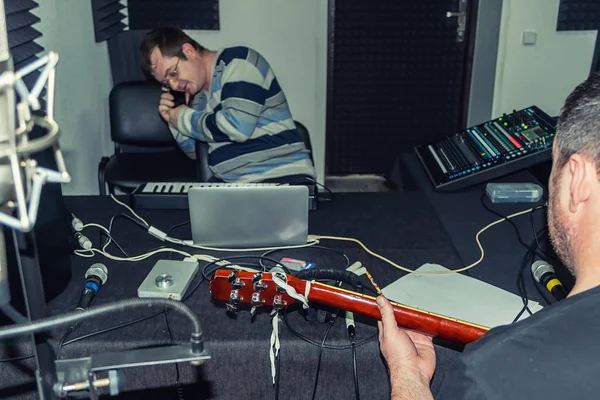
left=555, top=72, right=600, bottom=171
left=140, top=27, right=206, bottom=75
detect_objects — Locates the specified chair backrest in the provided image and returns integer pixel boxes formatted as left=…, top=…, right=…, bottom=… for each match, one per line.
left=109, top=80, right=175, bottom=146
left=294, top=120, right=315, bottom=165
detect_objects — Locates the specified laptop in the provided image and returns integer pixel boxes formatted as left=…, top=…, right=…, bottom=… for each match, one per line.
left=188, top=185, right=309, bottom=248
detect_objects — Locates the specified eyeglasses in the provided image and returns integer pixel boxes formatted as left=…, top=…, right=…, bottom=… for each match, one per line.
left=162, top=57, right=181, bottom=88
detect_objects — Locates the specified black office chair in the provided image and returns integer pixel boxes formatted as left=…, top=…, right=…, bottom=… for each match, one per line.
left=98, top=80, right=203, bottom=195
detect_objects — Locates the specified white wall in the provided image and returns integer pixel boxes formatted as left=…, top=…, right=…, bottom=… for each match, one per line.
left=33, top=0, right=113, bottom=195
left=186, top=0, right=328, bottom=183
left=493, top=0, right=597, bottom=118
left=32, top=0, right=327, bottom=194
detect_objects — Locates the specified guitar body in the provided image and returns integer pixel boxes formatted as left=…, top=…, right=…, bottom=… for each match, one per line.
left=210, top=269, right=489, bottom=345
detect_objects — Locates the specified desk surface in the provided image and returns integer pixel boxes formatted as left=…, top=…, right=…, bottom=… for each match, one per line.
left=0, top=186, right=558, bottom=399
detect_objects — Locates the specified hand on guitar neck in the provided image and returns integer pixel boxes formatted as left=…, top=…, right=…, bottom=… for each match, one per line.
left=377, top=295, right=435, bottom=400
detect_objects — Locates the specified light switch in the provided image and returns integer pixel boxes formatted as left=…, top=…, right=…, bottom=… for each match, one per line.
left=522, top=31, right=537, bottom=45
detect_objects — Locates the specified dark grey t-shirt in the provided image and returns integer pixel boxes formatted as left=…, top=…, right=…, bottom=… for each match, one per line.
left=436, top=284, right=600, bottom=399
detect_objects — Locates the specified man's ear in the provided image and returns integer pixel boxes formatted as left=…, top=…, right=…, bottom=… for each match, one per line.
left=568, top=154, right=593, bottom=213
left=181, top=43, right=196, bottom=59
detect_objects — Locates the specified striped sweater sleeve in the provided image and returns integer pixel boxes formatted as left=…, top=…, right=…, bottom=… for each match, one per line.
left=168, top=124, right=197, bottom=159
left=176, top=59, right=267, bottom=143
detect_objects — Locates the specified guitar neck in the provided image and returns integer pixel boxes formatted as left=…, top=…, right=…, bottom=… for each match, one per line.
left=305, top=281, right=489, bottom=344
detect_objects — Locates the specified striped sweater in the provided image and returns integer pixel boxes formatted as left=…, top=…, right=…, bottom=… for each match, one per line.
left=170, top=46, right=316, bottom=182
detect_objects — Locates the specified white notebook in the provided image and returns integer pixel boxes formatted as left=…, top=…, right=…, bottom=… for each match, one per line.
left=382, top=263, right=543, bottom=329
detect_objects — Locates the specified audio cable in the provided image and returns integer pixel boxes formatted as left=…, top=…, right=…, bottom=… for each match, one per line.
left=310, top=204, right=545, bottom=275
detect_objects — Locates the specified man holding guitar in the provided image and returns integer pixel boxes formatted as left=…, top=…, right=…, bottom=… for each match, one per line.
left=378, top=73, right=600, bottom=399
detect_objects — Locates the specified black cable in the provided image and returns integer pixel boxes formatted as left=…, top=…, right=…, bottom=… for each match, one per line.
left=10, top=309, right=169, bottom=362
left=104, top=213, right=149, bottom=241
left=305, top=177, right=335, bottom=201
left=311, top=313, right=338, bottom=400
left=279, top=176, right=335, bottom=201
left=259, top=245, right=351, bottom=272
left=58, top=323, right=79, bottom=355
left=167, top=220, right=191, bottom=236
left=528, top=212, right=553, bottom=306
left=0, top=354, right=34, bottom=363
left=348, top=320, right=360, bottom=400
left=62, top=310, right=164, bottom=347
left=479, top=197, right=554, bottom=312
left=513, top=245, right=536, bottom=322
left=351, top=342, right=360, bottom=400
left=0, top=298, right=202, bottom=342
left=100, top=212, right=150, bottom=256
left=529, top=210, right=542, bottom=255
left=512, top=227, right=549, bottom=322
left=283, top=305, right=378, bottom=350
left=201, top=255, right=291, bottom=282
left=101, top=215, right=131, bottom=257
left=480, top=195, right=553, bottom=261
left=165, top=311, right=186, bottom=400
left=184, top=259, right=260, bottom=303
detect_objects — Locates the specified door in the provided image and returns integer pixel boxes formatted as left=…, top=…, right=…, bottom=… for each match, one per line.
left=326, top=0, right=476, bottom=174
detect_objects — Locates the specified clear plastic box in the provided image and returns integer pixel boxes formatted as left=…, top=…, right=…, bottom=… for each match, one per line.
left=485, top=182, right=543, bottom=203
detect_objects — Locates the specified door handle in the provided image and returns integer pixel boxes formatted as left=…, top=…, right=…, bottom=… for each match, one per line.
left=446, top=0, right=468, bottom=42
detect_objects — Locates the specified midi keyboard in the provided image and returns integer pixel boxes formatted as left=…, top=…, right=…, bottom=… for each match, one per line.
left=130, top=181, right=318, bottom=210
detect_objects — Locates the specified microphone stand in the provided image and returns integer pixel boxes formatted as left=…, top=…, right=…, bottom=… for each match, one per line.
left=0, top=3, right=210, bottom=399
left=10, top=228, right=58, bottom=399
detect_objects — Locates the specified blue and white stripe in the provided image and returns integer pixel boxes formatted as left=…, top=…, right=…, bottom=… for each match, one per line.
left=170, top=46, right=315, bottom=182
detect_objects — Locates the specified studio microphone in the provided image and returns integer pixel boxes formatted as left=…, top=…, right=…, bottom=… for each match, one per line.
left=531, top=260, right=567, bottom=301
left=76, top=263, right=108, bottom=311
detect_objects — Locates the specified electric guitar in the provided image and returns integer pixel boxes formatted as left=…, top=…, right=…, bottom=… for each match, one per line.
left=210, top=269, right=490, bottom=345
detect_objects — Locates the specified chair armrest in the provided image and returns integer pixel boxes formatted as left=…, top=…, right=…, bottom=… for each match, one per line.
left=98, top=156, right=110, bottom=195
left=194, top=141, right=213, bottom=182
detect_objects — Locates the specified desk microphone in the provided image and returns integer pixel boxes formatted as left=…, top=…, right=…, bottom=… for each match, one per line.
left=76, top=263, right=108, bottom=311
left=531, top=260, right=567, bottom=301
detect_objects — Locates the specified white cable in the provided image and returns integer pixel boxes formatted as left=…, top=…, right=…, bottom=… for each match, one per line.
left=271, top=271, right=309, bottom=309
left=110, top=193, right=319, bottom=253
left=83, top=222, right=115, bottom=252
left=180, top=239, right=319, bottom=253
left=148, top=226, right=167, bottom=241
left=269, top=312, right=281, bottom=385
left=109, top=194, right=149, bottom=227
left=74, top=247, right=192, bottom=262
left=71, top=217, right=83, bottom=232
left=312, top=205, right=542, bottom=275
left=304, top=280, right=311, bottom=300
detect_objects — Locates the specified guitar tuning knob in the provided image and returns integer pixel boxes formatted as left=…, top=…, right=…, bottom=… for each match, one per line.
left=252, top=272, right=262, bottom=283
left=273, top=295, right=286, bottom=310
left=250, top=306, right=258, bottom=318
left=226, top=303, right=238, bottom=313
left=228, top=271, right=238, bottom=282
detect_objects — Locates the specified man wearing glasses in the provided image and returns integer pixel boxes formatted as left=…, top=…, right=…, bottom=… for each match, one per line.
left=140, top=27, right=316, bottom=183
